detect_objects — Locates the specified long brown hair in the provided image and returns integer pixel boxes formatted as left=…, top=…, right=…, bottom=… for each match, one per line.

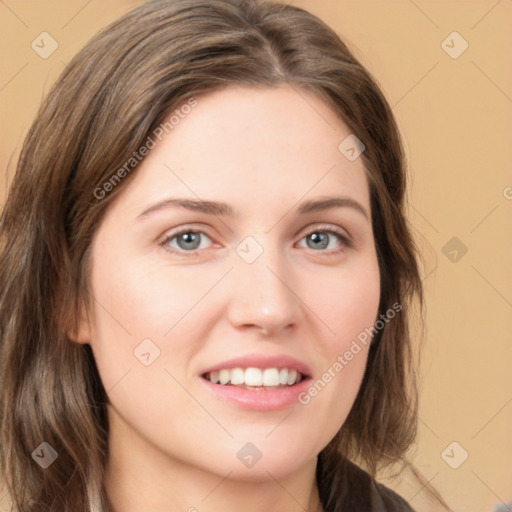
left=1, top=0, right=434, bottom=510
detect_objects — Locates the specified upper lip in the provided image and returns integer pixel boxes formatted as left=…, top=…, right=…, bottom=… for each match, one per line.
left=200, top=354, right=312, bottom=378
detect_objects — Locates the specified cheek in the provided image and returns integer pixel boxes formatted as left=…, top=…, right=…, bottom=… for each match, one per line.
left=307, top=257, right=381, bottom=353
left=86, top=251, right=215, bottom=352
left=85, top=253, right=213, bottom=438
left=295, top=258, right=380, bottom=429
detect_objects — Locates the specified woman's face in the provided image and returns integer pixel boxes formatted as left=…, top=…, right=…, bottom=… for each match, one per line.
left=78, top=84, right=380, bottom=481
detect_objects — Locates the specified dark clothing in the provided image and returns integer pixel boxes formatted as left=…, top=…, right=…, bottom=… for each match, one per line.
left=317, top=454, right=415, bottom=512
left=349, top=462, right=415, bottom=511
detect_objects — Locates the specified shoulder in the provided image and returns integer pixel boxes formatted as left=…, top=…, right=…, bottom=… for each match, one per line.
left=371, top=479, right=416, bottom=512
left=343, top=458, right=416, bottom=512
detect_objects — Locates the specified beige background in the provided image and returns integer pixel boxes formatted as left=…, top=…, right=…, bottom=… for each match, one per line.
left=1, top=1, right=511, bottom=511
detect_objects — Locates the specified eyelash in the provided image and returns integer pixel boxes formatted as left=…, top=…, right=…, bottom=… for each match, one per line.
left=160, top=224, right=352, bottom=257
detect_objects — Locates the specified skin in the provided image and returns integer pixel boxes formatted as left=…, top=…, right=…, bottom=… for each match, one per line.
left=73, top=84, right=381, bottom=512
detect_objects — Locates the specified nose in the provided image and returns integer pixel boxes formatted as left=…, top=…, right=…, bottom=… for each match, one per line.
left=226, top=238, right=301, bottom=336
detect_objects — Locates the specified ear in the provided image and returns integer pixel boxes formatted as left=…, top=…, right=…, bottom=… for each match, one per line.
left=67, top=297, right=92, bottom=345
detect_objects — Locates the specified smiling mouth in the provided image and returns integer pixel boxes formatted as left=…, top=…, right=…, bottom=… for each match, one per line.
left=201, top=367, right=306, bottom=389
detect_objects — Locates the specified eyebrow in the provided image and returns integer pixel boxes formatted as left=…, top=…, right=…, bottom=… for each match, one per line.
left=137, top=196, right=369, bottom=221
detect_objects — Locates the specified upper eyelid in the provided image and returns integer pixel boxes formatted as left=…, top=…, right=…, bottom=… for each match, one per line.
left=296, top=223, right=350, bottom=239
left=160, top=225, right=214, bottom=243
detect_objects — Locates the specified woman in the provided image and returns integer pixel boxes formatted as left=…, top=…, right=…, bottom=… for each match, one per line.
left=0, top=0, right=445, bottom=510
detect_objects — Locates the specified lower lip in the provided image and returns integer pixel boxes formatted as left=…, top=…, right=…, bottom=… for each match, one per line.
left=199, top=376, right=311, bottom=411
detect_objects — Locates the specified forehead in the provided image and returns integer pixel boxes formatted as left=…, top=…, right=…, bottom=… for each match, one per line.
left=110, top=84, right=370, bottom=220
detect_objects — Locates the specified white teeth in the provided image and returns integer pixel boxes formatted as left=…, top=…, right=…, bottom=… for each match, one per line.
left=230, top=367, right=245, bottom=385
left=245, top=367, right=263, bottom=386
left=219, top=369, right=230, bottom=385
left=287, top=369, right=297, bottom=386
left=205, top=367, right=303, bottom=387
left=263, top=368, right=280, bottom=387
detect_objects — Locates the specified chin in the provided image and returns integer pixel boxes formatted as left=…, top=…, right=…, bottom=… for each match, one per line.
left=221, top=455, right=315, bottom=483
left=204, top=439, right=319, bottom=482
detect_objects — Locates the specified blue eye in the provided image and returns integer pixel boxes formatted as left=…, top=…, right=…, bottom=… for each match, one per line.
left=162, top=230, right=213, bottom=254
left=297, top=228, right=350, bottom=253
